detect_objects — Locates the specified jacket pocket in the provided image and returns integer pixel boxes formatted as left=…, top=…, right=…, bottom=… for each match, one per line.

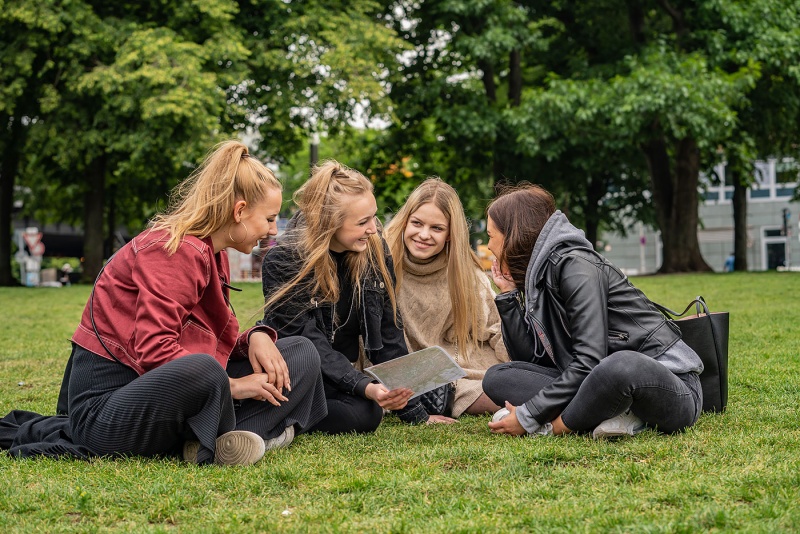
left=179, top=320, right=219, bottom=356
left=608, top=329, right=630, bottom=341
left=607, top=329, right=630, bottom=354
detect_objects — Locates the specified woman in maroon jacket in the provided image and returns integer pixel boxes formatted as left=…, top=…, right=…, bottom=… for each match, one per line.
left=1, top=141, right=326, bottom=465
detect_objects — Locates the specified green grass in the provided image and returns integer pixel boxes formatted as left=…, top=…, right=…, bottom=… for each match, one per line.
left=1, top=272, right=799, bottom=532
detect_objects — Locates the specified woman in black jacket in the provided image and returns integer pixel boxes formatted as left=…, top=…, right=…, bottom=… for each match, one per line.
left=260, top=160, right=455, bottom=434
left=484, top=184, right=703, bottom=439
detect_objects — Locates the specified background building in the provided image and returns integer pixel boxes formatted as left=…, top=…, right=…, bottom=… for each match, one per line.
left=601, top=158, right=799, bottom=274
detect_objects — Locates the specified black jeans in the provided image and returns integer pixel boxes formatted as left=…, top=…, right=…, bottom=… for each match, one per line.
left=483, top=351, right=702, bottom=433
left=308, top=380, right=384, bottom=434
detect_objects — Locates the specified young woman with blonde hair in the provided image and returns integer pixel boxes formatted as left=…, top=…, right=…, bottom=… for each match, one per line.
left=260, top=161, right=454, bottom=433
left=1, top=141, right=327, bottom=465
left=385, top=178, right=508, bottom=417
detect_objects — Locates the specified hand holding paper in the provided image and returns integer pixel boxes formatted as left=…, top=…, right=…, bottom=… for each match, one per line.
left=364, top=383, right=413, bottom=410
left=364, top=346, right=466, bottom=399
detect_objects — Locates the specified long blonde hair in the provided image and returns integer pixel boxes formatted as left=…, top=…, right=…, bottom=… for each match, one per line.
left=385, top=178, right=484, bottom=358
left=150, top=140, right=282, bottom=254
left=264, top=160, right=398, bottom=318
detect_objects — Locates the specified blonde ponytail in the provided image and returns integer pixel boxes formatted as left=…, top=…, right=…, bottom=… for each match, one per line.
left=150, top=140, right=281, bottom=254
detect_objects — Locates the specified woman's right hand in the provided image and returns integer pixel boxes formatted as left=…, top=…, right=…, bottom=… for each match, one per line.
left=229, top=374, right=289, bottom=406
left=491, top=259, right=516, bottom=293
left=365, top=383, right=414, bottom=411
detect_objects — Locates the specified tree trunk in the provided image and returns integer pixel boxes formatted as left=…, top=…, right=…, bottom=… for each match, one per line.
left=0, top=115, right=24, bottom=286
left=508, top=49, right=521, bottom=107
left=731, top=170, right=748, bottom=271
left=478, top=60, right=496, bottom=103
left=642, top=134, right=712, bottom=273
left=81, top=156, right=106, bottom=283
left=107, top=184, right=116, bottom=257
left=584, top=173, right=606, bottom=251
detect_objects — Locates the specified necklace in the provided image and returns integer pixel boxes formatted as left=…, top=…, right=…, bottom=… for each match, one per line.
left=330, top=294, right=355, bottom=343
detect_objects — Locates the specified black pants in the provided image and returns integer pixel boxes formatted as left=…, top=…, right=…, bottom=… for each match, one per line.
left=483, top=351, right=702, bottom=433
left=1, top=337, right=327, bottom=463
left=307, top=380, right=383, bottom=434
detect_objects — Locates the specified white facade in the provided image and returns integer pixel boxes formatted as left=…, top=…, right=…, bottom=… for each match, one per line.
left=601, top=158, right=799, bottom=274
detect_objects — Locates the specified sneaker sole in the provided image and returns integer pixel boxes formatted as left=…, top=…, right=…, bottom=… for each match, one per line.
left=214, top=431, right=266, bottom=465
left=592, top=425, right=645, bottom=440
left=265, top=425, right=295, bottom=451
left=592, top=428, right=632, bottom=440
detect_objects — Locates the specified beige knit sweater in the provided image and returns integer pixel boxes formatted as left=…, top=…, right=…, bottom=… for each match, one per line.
left=398, top=251, right=509, bottom=417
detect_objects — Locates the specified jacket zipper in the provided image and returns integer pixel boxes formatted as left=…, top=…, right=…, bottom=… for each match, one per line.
left=608, top=330, right=629, bottom=341
left=530, top=316, right=558, bottom=368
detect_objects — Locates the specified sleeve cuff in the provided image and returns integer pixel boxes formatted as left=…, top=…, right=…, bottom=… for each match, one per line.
left=246, top=325, right=278, bottom=343
left=515, top=403, right=543, bottom=434
left=495, top=289, right=521, bottom=302
left=395, top=399, right=429, bottom=424
left=353, top=376, right=373, bottom=398
left=231, top=325, right=279, bottom=360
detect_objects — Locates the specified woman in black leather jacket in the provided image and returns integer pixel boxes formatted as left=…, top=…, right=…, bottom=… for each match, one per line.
left=260, top=160, right=454, bottom=434
left=484, top=184, right=704, bottom=439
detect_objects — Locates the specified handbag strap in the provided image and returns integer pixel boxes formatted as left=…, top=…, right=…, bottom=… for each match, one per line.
left=653, top=295, right=724, bottom=368
left=652, top=295, right=709, bottom=319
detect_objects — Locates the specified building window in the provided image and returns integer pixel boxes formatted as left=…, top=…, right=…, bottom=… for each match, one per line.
left=775, top=159, right=799, bottom=184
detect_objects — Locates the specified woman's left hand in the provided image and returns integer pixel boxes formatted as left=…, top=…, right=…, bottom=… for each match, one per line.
left=230, top=374, right=289, bottom=405
left=487, top=401, right=526, bottom=436
left=426, top=414, right=458, bottom=424
left=490, top=260, right=516, bottom=294
left=248, top=331, right=291, bottom=392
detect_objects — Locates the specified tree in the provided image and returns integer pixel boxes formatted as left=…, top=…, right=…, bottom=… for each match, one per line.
left=4, top=0, right=248, bottom=282
left=7, top=0, right=405, bottom=283
left=0, top=0, right=77, bottom=285
left=709, top=1, right=800, bottom=271
left=378, top=1, right=655, bottom=247
left=516, top=1, right=774, bottom=272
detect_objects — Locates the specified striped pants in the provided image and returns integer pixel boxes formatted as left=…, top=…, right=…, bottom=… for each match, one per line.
left=2, top=337, right=327, bottom=463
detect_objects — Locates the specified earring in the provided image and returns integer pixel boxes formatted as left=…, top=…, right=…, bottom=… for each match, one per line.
left=228, top=221, right=248, bottom=244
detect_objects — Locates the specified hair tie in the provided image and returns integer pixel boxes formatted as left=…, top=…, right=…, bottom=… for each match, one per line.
left=241, top=153, right=250, bottom=159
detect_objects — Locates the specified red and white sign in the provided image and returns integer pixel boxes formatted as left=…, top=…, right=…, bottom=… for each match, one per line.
left=30, top=242, right=45, bottom=256
left=23, top=231, right=45, bottom=256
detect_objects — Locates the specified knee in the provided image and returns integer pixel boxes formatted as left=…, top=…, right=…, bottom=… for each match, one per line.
left=593, top=351, right=649, bottom=385
left=276, top=336, right=321, bottom=379
left=482, top=364, right=508, bottom=402
left=351, top=401, right=383, bottom=434
left=181, top=353, right=230, bottom=392
left=332, top=397, right=383, bottom=434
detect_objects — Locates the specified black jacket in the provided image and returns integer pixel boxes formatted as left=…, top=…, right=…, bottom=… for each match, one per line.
left=259, top=219, right=428, bottom=424
left=495, top=244, right=681, bottom=424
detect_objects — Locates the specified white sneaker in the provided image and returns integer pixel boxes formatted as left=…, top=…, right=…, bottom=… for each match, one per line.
left=592, top=410, right=646, bottom=440
left=184, top=430, right=266, bottom=465
left=264, top=425, right=295, bottom=451
left=492, top=408, right=510, bottom=423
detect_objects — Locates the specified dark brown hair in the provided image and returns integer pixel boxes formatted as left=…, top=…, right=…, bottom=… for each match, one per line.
left=487, top=183, right=556, bottom=288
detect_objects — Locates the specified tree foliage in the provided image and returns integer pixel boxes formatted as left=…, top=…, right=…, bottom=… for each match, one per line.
left=3, top=0, right=800, bottom=283
left=1, top=0, right=405, bottom=284
left=374, top=0, right=800, bottom=272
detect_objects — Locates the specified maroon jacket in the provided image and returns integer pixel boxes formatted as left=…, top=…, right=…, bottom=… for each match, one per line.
left=72, top=229, right=275, bottom=375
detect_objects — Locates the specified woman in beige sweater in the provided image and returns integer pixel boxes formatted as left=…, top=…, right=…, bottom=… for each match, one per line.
left=385, top=179, right=508, bottom=417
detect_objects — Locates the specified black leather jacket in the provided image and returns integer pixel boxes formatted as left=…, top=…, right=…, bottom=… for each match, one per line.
left=495, top=245, right=681, bottom=424
left=259, top=219, right=427, bottom=424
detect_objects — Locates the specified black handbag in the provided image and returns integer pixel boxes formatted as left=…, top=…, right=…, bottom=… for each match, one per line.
left=418, top=382, right=455, bottom=416
left=654, top=296, right=729, bottom=413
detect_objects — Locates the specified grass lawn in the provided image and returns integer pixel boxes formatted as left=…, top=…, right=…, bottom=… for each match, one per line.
left=1, top=272, right=799, bottom=532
